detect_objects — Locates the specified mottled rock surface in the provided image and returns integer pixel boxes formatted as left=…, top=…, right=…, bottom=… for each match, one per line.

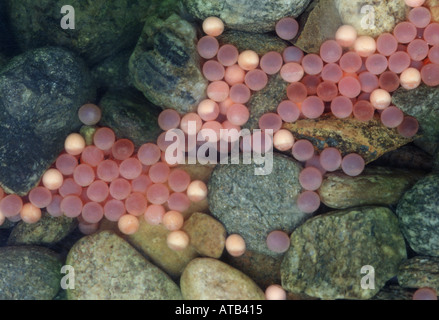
left=6, top=0, right=150, bottom=65
left=281, top=206, right=407, bottom=300
left=295, top=0, right=343, bottom=54
left=7, top=213, right=77, bottom=246
left=0, top=47, right=95, bottom=195
left=244, top=74, right=289, bottom=131
left=319, top=167, right=424, bottom=209
left=183, top=212, right=226, bottom=259
left=66, top=231, right=182, bottom=300
left=91, top=50, right=132, bottom=90
left=335, top=0, right=408, bottom=38
left=129, top=14, right=207, bottom=114
left=398, top=256, right=439, bottom=292
left=127, top=218, right=199, bottom=278
left=217, top=30, right=288, bottom=56
left=224, top=250, right=283, bottom=290
left=283, top=114, right=415, bottom=164
left=181, top=258, right=265, bottom=300
left=209, top=154, right=306, bottom=257
left=99, top=88, right=162, bottom=147
left=0, top=246, right=62, bottom=300
left=183, top=0, right=311, bottom=33
left=397, top=174, right=439, bottom=257
left=393, top=85, right=439, bottom=144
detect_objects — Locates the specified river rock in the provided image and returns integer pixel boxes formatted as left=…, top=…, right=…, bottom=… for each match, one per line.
left=183, top=212, right=226, bottom=258
left=66, top=231, right=182, bottom=299
left=6, top=0, right=150, bottom=65
left=127, top=217, right=199, bottom=278
left=7, top=213, right=77, bottom=246
left=295, top=0, right=343, bottom=54
left=208, top=153, right=306, bottom=257
left=283, top=114, right=415, bottom=164
left=319, top=167, right=424, bottom=210
left=371, top=285, right=414, bottom=300
left=393, top=84, right=439, bottom=145
left=281, top=206, right=407, bottom=299
left=398, top=256, right=439, bottom=292
left=0, top=246, right=62, bottom=299
left=183, top=0, right=311, bottom=33
left=372, top=145, right=434, bottom=172
left=0, top=47, right=95, bottom=195
left=129, top=14, right=208, bottom=114
left=224, top=250, right=283, bottom=290
left=396, top=174, right=439, bottom=257
left=335, top=0, right=408, bottom=38
left=99, top=88, right=162, bottom=147
left=181, top=258, right=265, bottom=300
left=91, top=50, right=132, bottom=90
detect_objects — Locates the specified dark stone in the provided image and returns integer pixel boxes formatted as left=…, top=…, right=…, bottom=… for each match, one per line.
left=371, top=285, right=414, bottom=300
left=6, top=0, right=150, bottom=65
left=7, top=213, right=77, bottom=246
left=396, top=173, right=439, bottom=257
left=99, top=88, right=162, bottom=148
left=217, top=30, right=288, bottom=56
left=91, top=50, right=133, bottom=90
left=295, top=0, right=343, bottom=54
left=0, top=246, right=62, bottom=299
left=0, top=47, right=95, bottom=195
left=183, top=0, right=311, bottom=33
left=208, top=153, right=307, bottom=257
left=281, top=206, right=407, bottom=299
left=398, top=256, right=439, bottom=292
left=129, top=14, right=208, bottom=114
left=392, top=84, right=439, bottom=144
left=372, top=145, right=434, bottom=172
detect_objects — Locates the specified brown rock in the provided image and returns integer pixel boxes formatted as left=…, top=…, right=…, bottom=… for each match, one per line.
left=283, top=114, right=415, bottom=164
left=295, top=0, right=343, bottom=54
left=398, top=256, right=439, bottom=293
left=126, top=217, right=199, bottom=278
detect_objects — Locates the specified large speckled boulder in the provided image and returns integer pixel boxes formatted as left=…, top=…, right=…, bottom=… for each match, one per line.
left=281, top=206, right=407, bottom=300
left=396, top=174, right=439, bottom=256
left=335, top=0, right=408, bottom=38
left=0, top=246, right=62, bottom=300
left=398, top=256, right=439, bottom=293
left=283, top=114, right=415, bottom=164
left=208, top=154, right=306, bottom=257
left=319, top=167, right=424, bottom=210
left=295, top=0, right=343, bottom=54
left=393, top=84, right=439, bottom=145
left=127, top=218, right=199, bottom=278
left=7, top=213, right=77, bottom=246
left=6, top=0, right=150, bottom=65
left=129, top=14, right=208, bottom=114
left=183, top=0, right=311, bottom=33
left=0, top=47, right=95, bottom=196
left=98, top=88, right=162, bottom=148
left=66, top=231, right=182, bottom=300
left=181, top=258, right=265, bottom=300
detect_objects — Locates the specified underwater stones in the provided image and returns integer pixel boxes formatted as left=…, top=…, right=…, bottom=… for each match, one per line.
left=180, top=258, right=265, bottom=300
left=6, top=0, right=150, bottom=65
left=129, top=14, right=208, bottom=114
left=335, top=0, right=408, bottom=38
left=91, top=50, right=133, bottom=90
left=7, top=213, right=77, bottom=246
left=0, top=246, right=62, bottom=300
left=295, top=0, right=343, bottom=54
left=398, top=256, right=439, bottom=293
left=208, top=154, right=306, bottom=257
left=283, top=114, right=415, bottom=164
left=392, top=84, right=439, bottom=145
left=319, top=167, right=424, bottom=209
left=281, top=206, right=407, bottom=300
left=396, top=173, right=439, bottom=256
left=98, top=88, right=162, bottom=148
left=0, top=47, right=95, bottom=196
left=372, top=145, right=434, bottom=172
left=66, top=231, right=182, bottom=299
left=183, top=0, right=311, bottom=33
